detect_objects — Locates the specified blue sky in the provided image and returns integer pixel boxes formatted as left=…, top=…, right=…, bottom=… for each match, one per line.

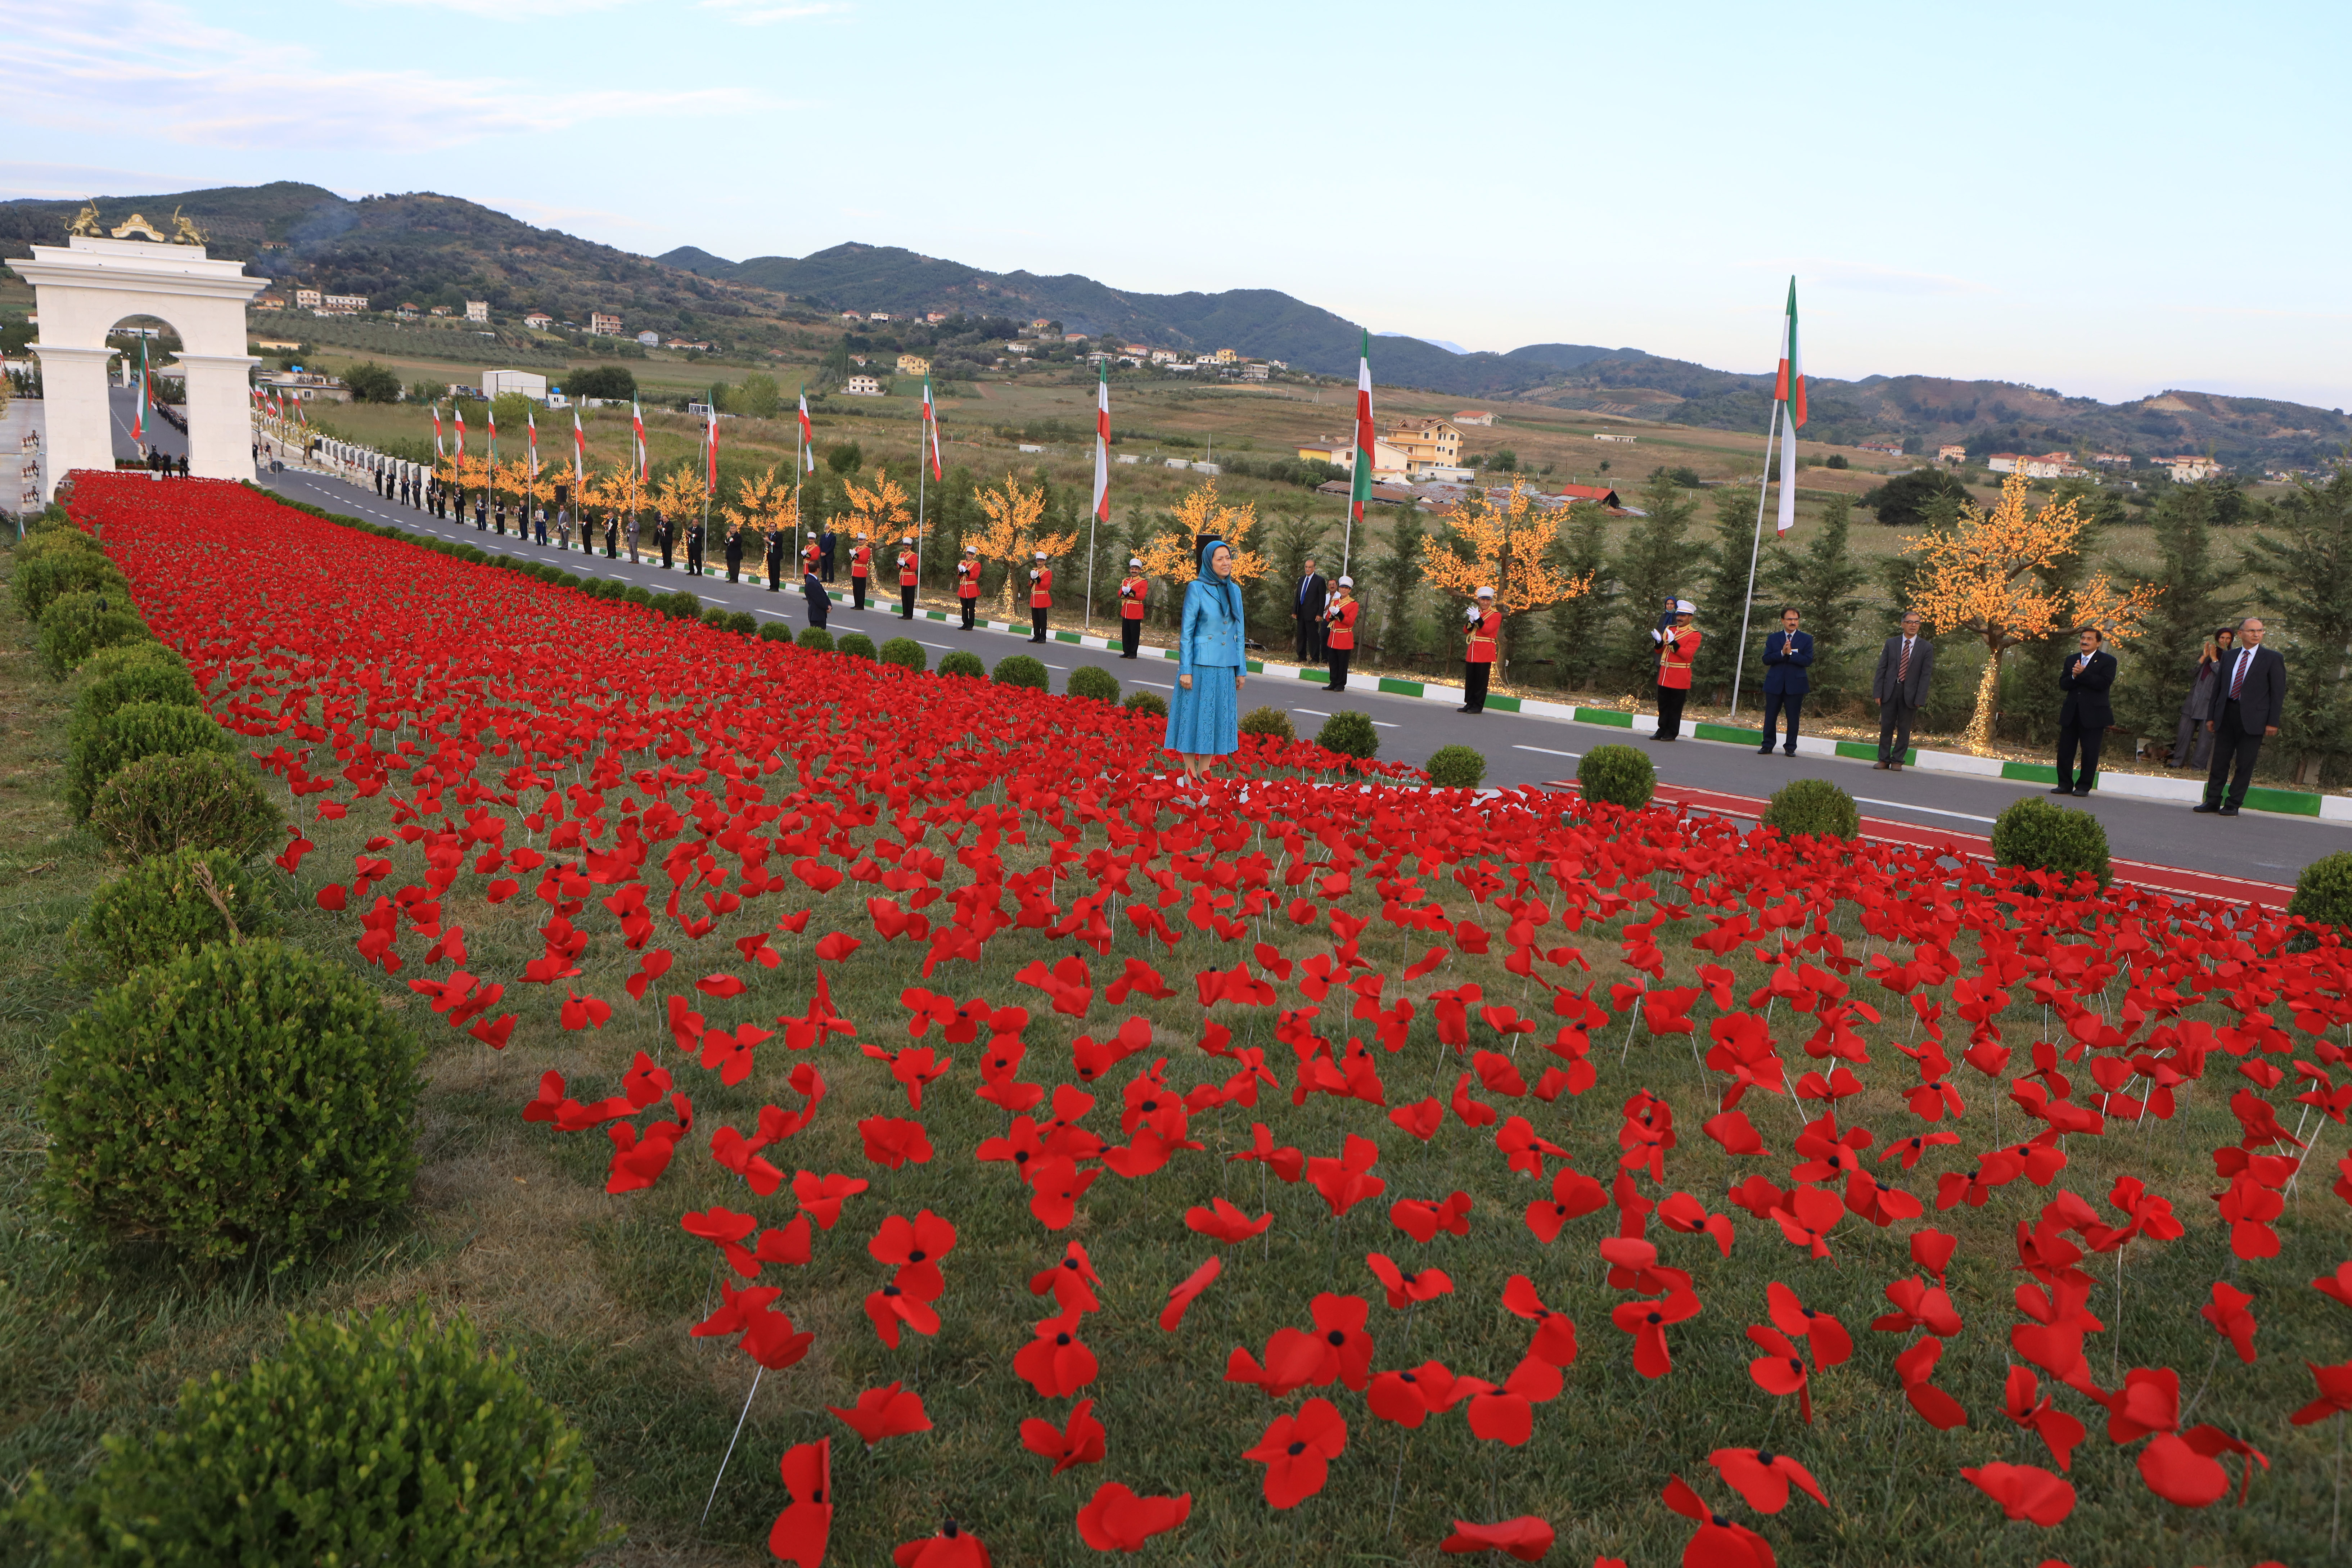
left=10, top=0, right=2348, bottom=411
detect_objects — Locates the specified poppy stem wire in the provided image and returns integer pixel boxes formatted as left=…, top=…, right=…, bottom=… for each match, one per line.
left=698, top=1364, right=764, bottom=1532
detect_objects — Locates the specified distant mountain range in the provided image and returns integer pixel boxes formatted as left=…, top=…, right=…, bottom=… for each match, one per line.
left=4, top=183, right=2345, bottom=469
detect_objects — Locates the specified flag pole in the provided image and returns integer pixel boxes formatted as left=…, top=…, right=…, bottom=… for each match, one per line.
left=1086, top=360, right=1108, bottom=634
left=914, top=385, right=928, bottom=609
left=1727, top=398, right=1780, bottom=718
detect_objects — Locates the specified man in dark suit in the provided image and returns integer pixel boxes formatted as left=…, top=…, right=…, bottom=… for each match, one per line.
left=2195, top=616, right=2286, bottom=816
left=820, top=525, right=838, bottom=583
left=1756, top=606, right=1813, bottom=756
left=2052, top=626, right=2117, bottom=795
left=1294, top=557, right=1328, bottom=662
left=1872, top=610, right=1934, bottom=771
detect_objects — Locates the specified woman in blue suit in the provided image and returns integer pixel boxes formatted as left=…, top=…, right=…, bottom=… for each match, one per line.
left=1167, top=538, right=1246, bottom=783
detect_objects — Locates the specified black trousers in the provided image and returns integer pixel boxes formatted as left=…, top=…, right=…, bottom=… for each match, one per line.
left=767, top=558, right=781, bottom=591
left=1762, top=690, right=1803, bottom=752
left=2204, top=701, right=2267, bottom=807
left=1878, top=698, right=1917, bottom=762
left=1121, top=618, right=1141, bottom=657
left=1031, top=607, right=1048, bottom=642
left=1465, top=662, right=1492, bottom=713
left=2056, top=719, right=2104, bottom=790
left=852, top=577, right=868, bottom=609
left=1327, top=648, right=1352, bottom=691
left=808, top=600, right=828, bottom=629
left=821, top=552, right=836, bottom=583
left=1296, top=616, right=1323, bottom=662
left=902, top=584, right=918, bottom=619
left=961, top=597, right=977, bottom=629
left=1654, top=682, right=1687, bottom=737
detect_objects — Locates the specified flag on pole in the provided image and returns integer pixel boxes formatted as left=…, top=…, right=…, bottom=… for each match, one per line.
left=487, top=403, right=497, bottom=466
left=455, top=403, right=466, bottom=461
left=1091, top=362, right=1110, bottom=523
left=631, top=397, right=647, bottom=481
left=1774, top=277, right=1805, bottom=535
left=797, top=389, right=816, bottom=472
left=1348, top=328, right=1376, bottom=530
left=572, top=407, right=585, bottom=491
left=432, top=402, right=444, bottom=461
left=527, top=407, right=539, bottom=482
left=923, top=377, right=944, bottom=481
left=704, top=402, right=719, bottom=490
left=132, top=337, right=148, bottom=444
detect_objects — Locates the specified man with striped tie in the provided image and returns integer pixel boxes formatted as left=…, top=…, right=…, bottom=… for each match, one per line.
left=1873, top=610, right=1934, bottom=771
left=2194, top=616, right=2286, bottom=816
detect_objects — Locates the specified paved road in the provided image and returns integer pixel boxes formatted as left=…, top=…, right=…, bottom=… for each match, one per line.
left=244, top=460, right=2344, bottom=887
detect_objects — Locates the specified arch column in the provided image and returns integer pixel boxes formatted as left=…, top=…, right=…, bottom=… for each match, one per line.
left=175, top=353, right=262, bottom=480
left=26, top=345, right=115, bottom=499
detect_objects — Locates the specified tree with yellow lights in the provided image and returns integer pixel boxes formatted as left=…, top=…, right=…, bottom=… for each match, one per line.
left=651, top=468, right=709, bottom=532
left=970, top=473, right=1077, bottom=616
left=1138, top=481, right=1267, bottom=614
left=843, top=468, right=913, bottom=550
left=722, top=465, right=797, bottom=572
left=581, top=463, right=642, bottom=549
left=1419, top=479, right=1591, bottom=668
left=1905, top=471, right=2160, bottom=752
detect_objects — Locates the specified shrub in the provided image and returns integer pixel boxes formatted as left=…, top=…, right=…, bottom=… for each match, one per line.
left=1425, top=744, right=1487, bottom=788
left=15, top=1303, right=607, bottom=1565
left=1762, top=777, right=1861, bottom=841
left=36, top=588, right=152, bottom=678
left=71, top=655, right=202, bottom=745
left=623, top=583, right=652, bottom=606
left=725, top=610, right=757, bottom=635
left=72, top=639, right=185, bottom=690
left=1239, top=705, right=1295, bottom=742
left=40, top=939, right=424, bottom=1266
left=1067, top=664, right=1121, bottom=704
left=13, top=544, right=128, bottom=621
left=1123, top=690, right=1168, bottom=719
left=758, top=620, right=794, bottom=642
left=2290, top=852, right=2352, bottom=936
left=879, top=637, right=927, bottom=672
left=67, top=700, right=237, bottom=822
left=938, top=649, right=985, bottom=678
left=701, top=606, right=731, bottom=629
left=554, top=571, right=583, bottom=590
left=836, top=631, right=878, bottom=661
left=1577, top=744, right=1655, bottom=809
left=86, top=750, right=281, bottom=862
left=994, top=654, right=1050, bottom=690
left=81, top=846, right=280, bottom=972
left=659, top=590, right=702, bottom=620
left=796, top=625, right=835, bottom=652
left=1990, top=796, right=2111, bottom=888
left=1316, top=711, right=1379, bottom=760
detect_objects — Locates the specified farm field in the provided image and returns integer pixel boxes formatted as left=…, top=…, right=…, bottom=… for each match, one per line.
left=1, top=473, right=2346, bottom=1565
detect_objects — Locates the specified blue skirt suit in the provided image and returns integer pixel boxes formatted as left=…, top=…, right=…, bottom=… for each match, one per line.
left=1165, top=545, right=1245, bottom=756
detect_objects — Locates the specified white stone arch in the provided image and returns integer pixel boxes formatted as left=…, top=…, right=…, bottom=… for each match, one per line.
left=7, top=234, right=265, bottom=499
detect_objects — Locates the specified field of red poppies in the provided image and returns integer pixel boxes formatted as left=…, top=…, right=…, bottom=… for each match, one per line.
left=19, top=471, right=2352, bottom=1566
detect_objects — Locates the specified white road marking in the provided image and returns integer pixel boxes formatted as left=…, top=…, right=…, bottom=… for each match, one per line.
left=1513, top=744, right=1582, bottom=759
left=1852, top=797, right=1998, bottom=824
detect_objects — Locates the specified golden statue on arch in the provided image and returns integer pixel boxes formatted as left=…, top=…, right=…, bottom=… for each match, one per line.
left=68, top=198, right=103, bottom=237
left=169, top=206, right=206, bottom=246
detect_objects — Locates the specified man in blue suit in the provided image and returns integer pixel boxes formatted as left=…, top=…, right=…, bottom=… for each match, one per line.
left=2053, top=625, right=2118, bottom=796
left=1756, top=607, right=1813, bottom=756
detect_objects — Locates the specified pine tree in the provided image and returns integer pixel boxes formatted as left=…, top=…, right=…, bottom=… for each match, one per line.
left=1545, top=500, right=1615, bottom=691
left=1691, top=486, right=1762, bottom=695
left=2112, top=482, right=2246, bottom=736
left=1371, top=503, right=1428, bottom=671
left=2245, top=467, right=2352, bottom=783
left=1607, top=475, right=1696, bottom=692
left=1759, top=494, right=1869, bottom=702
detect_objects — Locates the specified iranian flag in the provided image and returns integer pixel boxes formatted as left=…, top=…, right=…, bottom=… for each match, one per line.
left=704, top=402, right=719, bottom=489
left=1091, top=363, right=1110, bottom=522
left=132, top=336, right=149, bottom=443
left=1348, top=328, right=1375, bottom=528
left=923, top=377, right=944, bottom=481
left=572, top=407, right=585, bottom=491
left=797, top=388, right=816, bottom=472
left=454, top=403, right=466, bottom=460
left=631, top=397, right=646, bottom=481
left=432, top=402, right=444, bottom=461
left=1774, top=277, right=1805, bottom=535
left=527, top=406, right=539, bottom=481
left=486, top=402, right=497, bottom=464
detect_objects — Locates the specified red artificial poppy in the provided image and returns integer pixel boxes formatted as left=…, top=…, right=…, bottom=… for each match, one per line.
left=1228, top=1122, right=1305, bottom=1182
left=768, top=1439, right=832, bottom=1568
left=1767, top=1185, right=1845, bottom=1260
left=1763, top=1282, right=1851, bottom=1369
left=1020, top=1397, right=1107, bottom=1474
left=757, top=1215, right=813, bottom=1268
left=1075, top=1482, right=1191, bottom=1552
left=1655, top=1191, right=1735, bottom=1257
left=1369, top=1360, right=1468, bottom=1428
left=1895, top=1337, right=1969, bottom=1430
left=1661, top=1475, right=1775, bottom=1568
left=681, top=1206, right=761, bottom=1278
left=1367, top=1252, right=1456, bottom=1310
left=1159, top=1256, right=1221, bottom=1330
left=1465, top=1355, right=1561, bottom=1446
left=1026, top=1155, right=1103, bottom=1230
left=1701, top=1109, right=1770, bottom=1157
left=2200, top=1281, right=2259, bottom=1364
left=2001, top=1365, right=2085, bottom=1471
left=1306, top=1134, right=1386, bottom=1216
left=814, top=931, right=862, bottom=963
left=1610, top=1288, right=1701, bottom=1379
left=830, top=1381, right=932, bottom=1446
left=1450, top=1072, right=1500, bottom=1130
left=1909, top=1227, right=1957, bottom=1284
left=1437, top=1515, right=1554, bottom=1560
left=1745, top=1324, right=1814, bottom=1422
left=870, top=1209, right=959, bottom=1297
left=859, top=1115, right=935, bottom=1169
left=1961, top=1462, right=2076, bottom=1526
left=1186, top=1197, right=1274, bottom=1244
left=1726, top=1175, right=1790, bottom=1220
left=1242, top=1397, right=1347, bottom=1509
left=1708, top=1448, right=1826, bottom=1514
left=1390, top=1096, right=1446, bottom=1140
left=1014, top=1311, right=1099, bottom=1398
left=2314, top=1260, right=2352, bottom=1311
left=1872, top=1276, right=1963, bottom=1338
left=1524, top=1162, right=1607, bottom=1243
left=2292, top=1360, right=2352, bottom=1425
left=865, top=1276, right=942, bottom=1347
left=1031, top=1241, right=1104, bottom=1314
left=1391, top=1190, right=1474, bottom=1243
left=891, top=1520, right=990, bottom=1568
left=1500, top=1274, right=1580, bottom=1367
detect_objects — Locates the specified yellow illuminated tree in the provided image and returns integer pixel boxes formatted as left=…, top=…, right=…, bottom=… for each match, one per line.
left=1906, top=471, right=2161, bottom=751
left=1138, top=480, right=1268, bottom=616
left=722, top=465, right=797, bottom=566
left=651, top=467, right=709, bottom=531
left=437, top=452, right=489, bottom=497
left=1420, top=478, right=1592, bottom=668
left=970, top=473, right=1078, bottom=616
left=843, top=467, right=914, bottom=549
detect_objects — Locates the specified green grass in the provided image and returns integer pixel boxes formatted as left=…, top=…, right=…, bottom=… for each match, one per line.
left=0, top=536, right=2345, bottom=1566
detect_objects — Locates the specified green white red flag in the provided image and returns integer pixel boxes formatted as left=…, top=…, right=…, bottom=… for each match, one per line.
left=1349, top=328, right=1375, bottom=527
left=132, top=337, right=148, bottom=443
left=797, top=389, right=816, bottom=473
left=1774, top=277, right=1804, bottom=535
left=1092, top=362, right=1110, bottom=522
left=630, top=397, right=646, bottom=481
left=572, top=407, right=585, bottom=491
left=924, top=377, right=944, bottom=481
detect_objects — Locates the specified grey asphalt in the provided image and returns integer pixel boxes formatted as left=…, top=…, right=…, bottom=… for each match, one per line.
left=219, top=443, right=2343, bottom=891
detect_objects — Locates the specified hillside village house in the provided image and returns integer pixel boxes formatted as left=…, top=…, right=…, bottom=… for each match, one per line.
left=897, top=353, right=931, bottom=377
left=1937, top=443, right=1968, bottom=463
left=636, top=331, right=660, bottom=346
left=1385, top=417, right=1466, bottom=474
left=1987, top=451, right=2084, bottom=480
left=253, top=293, right=285, bottom=311
left=465, top=300, right=488, bottom=323
left=844, top=374, right=883, bottom=396
left=925, top=312, right=948, bottom=324
left=1123, top=343, right=1152, bottom=356
left=395, top=303, right=420, bottom=319
left=2092, top=452, right=2132, bottom=468
left=1594, top=432, right=1637, bottom=445
left=256, top=369, right=349, bottom=403
left=523, top=311, right=554, bottom=330
left=1454, top=410, right=1495, bottom=426
left=429, top=305, right=452, bottom=317
left=1239, top=362, right=1269, bottom=381
left=1297, top=437, right=1413, bottom=482
left=1149, top=349, right=1182, bottom=365
left=294, top=288, right=322, bottom=310
left=2166, top=455, right=2223, bottom=482
left=320, top=294, right=369, bottom=314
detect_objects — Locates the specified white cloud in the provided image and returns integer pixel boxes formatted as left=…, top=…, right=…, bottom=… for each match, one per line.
left=1737, top=257, right=1991, bottom=298
left=0, top=158, right=214, bottom=201
left=695, top=0, right=852, bottom=24
left=11, top=0, right=769, bottom=153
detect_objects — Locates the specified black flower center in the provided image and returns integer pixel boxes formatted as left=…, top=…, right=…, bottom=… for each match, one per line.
left=1788, top=1358, right=1803, bottom=1373
left=1056, top=1333, right=1072, bottom=1346
left=1757, top=1451, right=1775, bottom=1465
left=1647, top=1312, right=1662, bottom=1325
left=1287, top=1441, right=1306, bottom=1456
left=1328, top=1330, right=1346, bottom=1346
left=883, top=1285, right=901, bottom=1298
left=909, top=1249, right=926, bottom=1262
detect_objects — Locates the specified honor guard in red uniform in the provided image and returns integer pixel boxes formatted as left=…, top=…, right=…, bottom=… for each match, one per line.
left=1460, top=586, right=1501, bottom=713
left=801, top=532, right=822, bottom=578
left=849, top=533, right=872, bottom=609
left=1323, top=576, right=1359, bottom=691
left=1117, top=556, right=1148, bottom=658
left=897, top=536, right=919, bottom=619
left=1653, top=598, right=1701, bottom=740
left=1028, top=550, right=1054, bottom=643
left=956, top=545, right=982, bottom=629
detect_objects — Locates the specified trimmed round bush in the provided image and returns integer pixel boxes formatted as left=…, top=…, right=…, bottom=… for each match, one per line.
left=938, top=649, right=986, bottom=679
left=796, top=625, right=835, bottom=652
left=87, top=751, right=280, bottom=862
left=1990, top=796, right=2112, bottom=888
left=725, top=610, right=756, bottom=635
left=2289, top=851, right=2352, bottom=935
left=994, top=654, right=1050, bottom=691
left=13, top=543, right=128, bottom=621
left=879, top=636, right=927, bottom=672
left=1425, top=744, right=1487, bottom=788
left=757, top=620, right=793, bottom=643
left=700, top=606, right=730, bottom=630
left=67, top=700, right=237, bottom=823
left=73, top=639, right=185, bottom=689
left=1576, top=743, right=1655, bottom=809
left=1123, top=690, right=1168, bottom=719
left=1238, top=705, right=1294, bottom=742
left=40, top=939, right=424, bottom=1266
left=554, top=571, right=583, bottom=590
left=1067, top=664, right=1121, bottom=704
left=659, top=590, right=703, bottom=620
left=1316, top=710, right=1379, bottom=760
left=15, top=1303, right=606, bottom=1565
left=81, top=846, right=280, bottom=972
left=1762, top=777, right=1861, bottom=841
left=623, top=583, right=653, bottom=606
left=836, top=631, right=878, bottom=661
left=37, top=588, right=152, bottom=678
left=71, top=657, right=202, bottom=745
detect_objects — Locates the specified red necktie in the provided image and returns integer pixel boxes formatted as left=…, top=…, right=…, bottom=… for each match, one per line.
left=1896, top=640, right=1910, bottom=682
left=2230, top=652, right=2249, bottom=698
